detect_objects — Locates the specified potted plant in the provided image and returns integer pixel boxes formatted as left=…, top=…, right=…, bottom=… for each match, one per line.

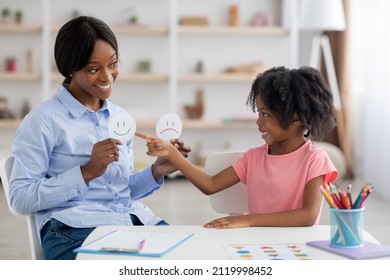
left=1, top=7, right=11, bottom=23
left=15, top=10, right=23, bottom=24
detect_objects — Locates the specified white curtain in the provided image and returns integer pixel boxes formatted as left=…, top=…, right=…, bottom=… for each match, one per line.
left=349, top=0, right=390, bottom=201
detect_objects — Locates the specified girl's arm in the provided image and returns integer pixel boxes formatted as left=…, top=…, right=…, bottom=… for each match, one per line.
left=204, top=175, right=324, bottom=228
left=136, top=131, right=240, bottom=195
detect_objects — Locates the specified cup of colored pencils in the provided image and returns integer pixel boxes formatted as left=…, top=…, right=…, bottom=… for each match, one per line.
left=320, top=183, right=373, bottom=248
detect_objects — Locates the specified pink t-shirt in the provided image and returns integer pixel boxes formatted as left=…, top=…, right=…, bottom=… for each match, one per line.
left=232, top=140, right=338, bottom=224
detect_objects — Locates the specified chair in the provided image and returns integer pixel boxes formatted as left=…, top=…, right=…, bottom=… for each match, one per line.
left=205, top=151, right=248, bottom=215
left=0, top=156, right=45, bottom=260
left=315, top=141, right=346, bottom=181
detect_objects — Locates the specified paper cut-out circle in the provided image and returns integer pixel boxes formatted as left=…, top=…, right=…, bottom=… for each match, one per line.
left=156, top=113, right=182, bottom=141
left=108, top=112, right=136, bottom=143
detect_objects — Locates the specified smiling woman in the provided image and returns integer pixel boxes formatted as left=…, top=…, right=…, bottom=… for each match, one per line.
left=8, top=16, right=191, bottom=260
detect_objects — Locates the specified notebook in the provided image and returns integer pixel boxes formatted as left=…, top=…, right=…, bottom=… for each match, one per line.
left=74, top=229, right=194, bottom=258
left=306, top=240, right=390, bottom=259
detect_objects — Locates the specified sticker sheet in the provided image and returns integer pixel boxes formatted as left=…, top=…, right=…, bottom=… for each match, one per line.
left=224, top=244, right=317, bottom=260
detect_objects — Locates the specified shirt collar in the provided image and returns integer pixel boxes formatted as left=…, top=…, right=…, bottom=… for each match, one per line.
left=57, top=84, right=111, bottom=118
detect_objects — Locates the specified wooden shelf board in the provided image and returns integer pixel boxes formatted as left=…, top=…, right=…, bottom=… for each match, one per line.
left=0, top=119, right=256, bottom=131
left=119, top=73, right=169, bottom=82
left=0, top=119, right=22, bottom=129
left=136, top=119, right=256, bottom=130
left=0, top=72, right=41, bottom=81
left=0, top=24, right=41, bottom=33
left=178, top=25, right=289, bottom=36
left=51, top=24, right=168, bottom=35
left=179, top=73, right=257, bottom=82
left=50, top=72, right=168, bottom=82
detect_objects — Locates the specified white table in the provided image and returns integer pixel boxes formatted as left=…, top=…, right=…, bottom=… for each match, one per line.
left=76, top=225, right=389, bottom=260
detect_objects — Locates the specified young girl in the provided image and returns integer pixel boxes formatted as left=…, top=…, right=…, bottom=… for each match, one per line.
left=136, top=66, right=338, bottom=228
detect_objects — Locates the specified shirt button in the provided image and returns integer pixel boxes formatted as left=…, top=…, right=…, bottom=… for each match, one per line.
left=108, top=181, right=112, bottom=185
left=114, top=201, right=118, bottom=204
left=76, top=190, right=81, bottom=194
left=114, top=193, right=118, bottom=197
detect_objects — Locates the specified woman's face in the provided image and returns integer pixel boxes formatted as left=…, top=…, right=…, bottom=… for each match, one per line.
left=68, top=39, right=119, bottom=110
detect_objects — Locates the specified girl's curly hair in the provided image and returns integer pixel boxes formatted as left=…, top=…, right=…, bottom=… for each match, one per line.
left=247, top=66, right=336, bottom=140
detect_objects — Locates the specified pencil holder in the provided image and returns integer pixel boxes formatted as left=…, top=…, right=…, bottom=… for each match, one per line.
left=329, top=208, right=364, bottom=248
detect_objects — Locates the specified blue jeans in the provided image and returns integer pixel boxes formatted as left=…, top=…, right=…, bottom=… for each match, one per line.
left=41, top=216, right=168, bottom=260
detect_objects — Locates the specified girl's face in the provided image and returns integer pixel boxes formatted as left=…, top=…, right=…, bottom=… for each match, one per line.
left=68, top=39, right=119, bottom=110
left=255, top=96, right=303, bottom=153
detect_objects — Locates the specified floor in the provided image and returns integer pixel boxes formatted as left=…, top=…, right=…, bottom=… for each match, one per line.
left=1, top=176, right=389, bottom=260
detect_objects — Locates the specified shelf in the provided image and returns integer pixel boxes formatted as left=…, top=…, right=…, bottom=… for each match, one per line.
left=0, top=119, right=256, bottom=131
left=112, top=25, right=169, bottom=35
left=179, top=73, right=257, bottom=82
left=0, top=72, right=41, bottom=81
left=178, top=25, right=289, bottom=36
left=0, top=24, right=41, bottom=33
left=50, top=24, right=168, bottom=35
left=137, top=119, right=257, bottom=130
left=50, top=72, right=168, bottom=82
left=0, top=119, right=21, bottom=129
left=119, top=73, right=169, bottom=82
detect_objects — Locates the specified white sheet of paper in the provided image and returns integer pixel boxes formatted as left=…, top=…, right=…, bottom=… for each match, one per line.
left=155, top=113, right=182, bottom=141
left=108, top=112, right=136, bottom=143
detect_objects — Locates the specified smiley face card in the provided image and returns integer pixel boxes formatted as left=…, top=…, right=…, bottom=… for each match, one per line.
left=108, top=112, right=137, bottom=143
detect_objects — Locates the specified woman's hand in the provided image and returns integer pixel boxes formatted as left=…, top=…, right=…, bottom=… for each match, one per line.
left=81, top=138, right=122, bottom=184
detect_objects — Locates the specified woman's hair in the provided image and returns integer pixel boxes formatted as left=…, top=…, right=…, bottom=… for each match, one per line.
left=247, top=66, right=336, bottom=140
left=54, top=16, right=118, bottom=83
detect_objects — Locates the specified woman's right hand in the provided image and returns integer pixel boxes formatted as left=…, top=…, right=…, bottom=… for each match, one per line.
left=81, top=138, right=122, bottom=184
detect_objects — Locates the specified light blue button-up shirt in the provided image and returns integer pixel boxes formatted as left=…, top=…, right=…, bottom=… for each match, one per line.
left=9, top=85, right=164, bottom=243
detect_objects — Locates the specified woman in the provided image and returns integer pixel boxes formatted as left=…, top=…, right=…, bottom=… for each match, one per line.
left=9, top=16, right=190, bottom=260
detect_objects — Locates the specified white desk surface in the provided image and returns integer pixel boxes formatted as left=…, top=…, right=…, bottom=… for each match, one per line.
left=76, top=225, right=387, bottom=260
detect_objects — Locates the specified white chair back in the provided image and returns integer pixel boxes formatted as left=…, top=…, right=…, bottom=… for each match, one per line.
left=0, top=156, right=45, bottom=260
left=205, top=151, right=249, bottom=215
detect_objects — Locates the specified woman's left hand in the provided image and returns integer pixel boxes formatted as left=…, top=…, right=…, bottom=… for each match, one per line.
left=152, top=138, right=191, bottom=179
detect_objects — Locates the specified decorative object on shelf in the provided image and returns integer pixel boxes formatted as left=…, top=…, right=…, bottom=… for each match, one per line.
left=72, top=9, right=81, bottom=19
left=0, top=97, right=15, bottom=119
left=20, top=98, right=31, bottom=119
left=179, top=16, right=208, bottom=26
left=184, top=88, right=204, bottom=119
left=1, top=7, right=11, bottom=24
left=225, top=62, right=262, bottom=75
left=137, top=60, right=151, bottom=73
left=229, top=5, right=239, bottom=26
left=14, top=9, right=23, bottom=24
left=250, top=12, right=269, bottom=26
left=195, top=60, right=204, bottom=73
left=26, top=48, right=33, bottom=72
left=300, top=0, right=346, bottom=112
left=129, top=15, right=138, bottom=25
left=5, top=57, right=16, bottom=72
left=125, top=6, right=138, bottom=25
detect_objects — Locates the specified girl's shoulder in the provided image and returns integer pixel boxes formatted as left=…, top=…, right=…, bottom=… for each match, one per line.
left=241, top=144, right=268, bottom=160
